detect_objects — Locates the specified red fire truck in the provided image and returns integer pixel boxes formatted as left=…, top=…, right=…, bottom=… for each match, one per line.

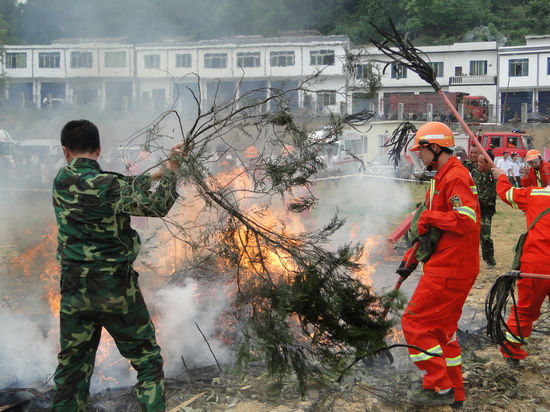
left=387, top=92, right=489, bottom=122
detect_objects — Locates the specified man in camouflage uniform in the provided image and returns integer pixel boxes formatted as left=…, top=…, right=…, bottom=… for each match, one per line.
left=474, top=150, right=497, bottom=267
left=462, top=145, right=480, bottom=174
left=51, top=119, right=182, bottom=411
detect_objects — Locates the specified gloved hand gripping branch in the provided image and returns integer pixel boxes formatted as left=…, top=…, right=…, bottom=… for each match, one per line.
left=396, top=260, right=418, bottom=279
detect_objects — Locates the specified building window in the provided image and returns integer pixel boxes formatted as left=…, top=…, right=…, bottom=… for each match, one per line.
left=318, top=90, right=336, bottom=106
left=470, top=60, right=487, bottom=75
left=509, top=58, right=528, bottom=77
left=355, top=64, right=371, bottom=80
left=428, top=61, right=444, bottom=77
left=38, top=52, right=60, bottom=68
left=237, top=52, right=261, bottom=68
left=204, top=53, right=227, bottom=69
left=547, top=57, right=550, bottom=75
left=5, top=52, right=27, bottom=69
left=310, top=49, right=335, bottom=66
left=144, top=54, right=160, bottom=69
left=70, top=51, right=93, bottom=68
left=176, top=53, right=191, bottom=68
left=391, top=63, right=407, bottom=79
left=270, top=51, right=295, bottom=67
left=105, top=51, right=127, bottom=68
left=362, top=135, right=368, bottom=153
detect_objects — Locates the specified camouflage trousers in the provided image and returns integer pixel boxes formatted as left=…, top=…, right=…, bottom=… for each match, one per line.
left=480, top=207, right=495, bottom=264
left=51, top=265, right=165, bottom=412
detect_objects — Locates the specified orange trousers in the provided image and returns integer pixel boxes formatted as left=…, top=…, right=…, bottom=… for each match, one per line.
left=500, top=263, right=550, bottom=359
left=402, top=274, right=475, bottom=402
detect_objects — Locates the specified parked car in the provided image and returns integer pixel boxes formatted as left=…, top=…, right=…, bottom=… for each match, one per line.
left=366, top=154, right=414, bottom=179
left=526, top=112, right=550, bottom=123
left=312, top=127, right=369, bottom=175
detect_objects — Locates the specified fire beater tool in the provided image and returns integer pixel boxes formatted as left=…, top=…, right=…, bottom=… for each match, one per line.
left=371, top=18, right=495, bottom=167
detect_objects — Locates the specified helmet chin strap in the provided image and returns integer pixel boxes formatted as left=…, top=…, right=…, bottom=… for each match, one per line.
left=426, top=145, right=441, bottom=171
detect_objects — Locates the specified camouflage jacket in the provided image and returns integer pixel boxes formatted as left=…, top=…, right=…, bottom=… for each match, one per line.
left=461, top=159, right=476, bottom=174
left=473, top=169, right=496, bottom=210
left=53, top=157, right=178, bottom=273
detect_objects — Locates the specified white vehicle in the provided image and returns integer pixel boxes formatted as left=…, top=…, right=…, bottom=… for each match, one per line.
left=312, top=128, right=369, bottom=175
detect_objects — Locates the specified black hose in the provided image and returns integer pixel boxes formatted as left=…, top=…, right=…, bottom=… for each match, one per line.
left=383, top=121, right=417, bottom=168
left=485, top=271, right=526, bottom=357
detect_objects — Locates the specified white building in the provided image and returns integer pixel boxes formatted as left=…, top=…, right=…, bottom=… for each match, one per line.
left=4, top=33, right=550, bottom=124
left=2, top=34, right=351, bottom=114
left=498, top=35, right=550, bottom=121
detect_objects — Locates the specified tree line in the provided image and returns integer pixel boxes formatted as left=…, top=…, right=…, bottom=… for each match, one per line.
left=0, top=0, right=549, bottom=47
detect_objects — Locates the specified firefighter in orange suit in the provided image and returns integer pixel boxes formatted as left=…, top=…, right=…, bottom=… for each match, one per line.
left=493, top=166, right=550, bottom=368
left=398, top=122, right=481, bottom=407
left=520, top=149, right=550, bottom=187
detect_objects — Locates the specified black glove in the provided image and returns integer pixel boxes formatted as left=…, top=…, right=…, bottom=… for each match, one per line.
left=396, top=260, right=418, bottom=279
left=419, top=231, right=435, bottom=257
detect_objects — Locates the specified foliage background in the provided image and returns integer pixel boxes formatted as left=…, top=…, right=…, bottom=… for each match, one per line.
left=1, top=0, right=549, bottom=46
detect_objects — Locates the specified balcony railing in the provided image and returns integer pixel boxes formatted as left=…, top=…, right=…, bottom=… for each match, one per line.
left=449, top=75, right=497, bottom=85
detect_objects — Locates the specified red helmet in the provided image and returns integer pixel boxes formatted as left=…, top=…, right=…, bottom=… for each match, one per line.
left=410, top=122, right=454, bottom=152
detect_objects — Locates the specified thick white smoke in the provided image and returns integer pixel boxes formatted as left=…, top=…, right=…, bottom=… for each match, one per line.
left=0, top=307, right=58, bottom=388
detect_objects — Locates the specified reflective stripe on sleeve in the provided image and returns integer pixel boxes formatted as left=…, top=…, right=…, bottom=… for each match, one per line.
left=506, top=331, right=528, bottom=344
left=506, top=188, right=518, bottom=209
left=470, top=185, right=478, bottom=195
left=446, top=355, right=462, bottom=367
left=453, top=206, right=477, bottom=222
left=409, top=344, right=443, bottom=363
left=429, top=179, right=436, bottom=210
left=531, top=189, right=550, bottom=197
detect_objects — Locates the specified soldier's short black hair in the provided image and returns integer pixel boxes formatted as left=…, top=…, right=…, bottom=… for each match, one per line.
left=61, top=119, right=100, bottom=153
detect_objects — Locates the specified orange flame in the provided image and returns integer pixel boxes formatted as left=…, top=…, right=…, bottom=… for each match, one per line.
left=10, top=223, right=60, bottom=314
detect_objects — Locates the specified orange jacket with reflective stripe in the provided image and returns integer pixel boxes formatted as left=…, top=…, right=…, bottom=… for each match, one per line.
left=520, top=160, right=550, bottom=188
left=420, top=156, right=481, bottom=279
left=497, top=174, right=550, bottom=270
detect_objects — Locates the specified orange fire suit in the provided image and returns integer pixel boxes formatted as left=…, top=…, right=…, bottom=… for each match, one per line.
left=401, top=156, right=480, bottom=402
left=497, top=174, right=550, bottom=359
left=521, top=159, right=550, bottom=187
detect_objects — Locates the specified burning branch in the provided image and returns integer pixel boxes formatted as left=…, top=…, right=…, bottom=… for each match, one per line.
left=125, top=72, right=402, bottom=394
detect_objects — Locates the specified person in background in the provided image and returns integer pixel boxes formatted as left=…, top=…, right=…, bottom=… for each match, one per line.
left=453, top=146, right=467, bottom=162
left=212, top=143, right=237, bottom=175
left=51, top=119, right=183, bottom=411
left=462, top=145, right=480, bottom=174
left=496, top=152, right=514, bottom=184
left=510, top=152, right=522, bottom=187
left=244, top=145, right=263, bottom=183
left=492, top=165, right=550, bottom=369
left=474, top=150, right=497, bottom=267
left=521, top=149, right=550, bottom=187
